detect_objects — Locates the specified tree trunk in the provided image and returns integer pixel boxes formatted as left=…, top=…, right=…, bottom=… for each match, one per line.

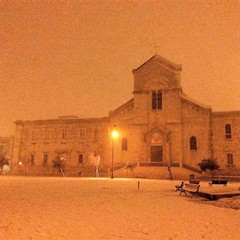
left=60, top=168, right=65, bottom=177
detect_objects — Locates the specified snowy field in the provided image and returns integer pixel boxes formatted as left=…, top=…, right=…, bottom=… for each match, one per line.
left=0, top=176, right=240, bottom=240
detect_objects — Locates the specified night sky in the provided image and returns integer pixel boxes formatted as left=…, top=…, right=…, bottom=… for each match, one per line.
left=0, top=0, right=240, bottom=136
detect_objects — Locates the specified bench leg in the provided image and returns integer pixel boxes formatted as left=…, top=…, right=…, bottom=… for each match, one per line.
left=179, top=190, right=187, bottom=196
left=194, top=193, right=199, bottom=198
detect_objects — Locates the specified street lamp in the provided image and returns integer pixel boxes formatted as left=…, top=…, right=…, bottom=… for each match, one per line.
left=111, top=129, right=119, bottom=179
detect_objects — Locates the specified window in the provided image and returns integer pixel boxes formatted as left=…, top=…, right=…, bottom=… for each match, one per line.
left=225, top=124, right=232, bottom=139
left=122, top=138, right=128, bottom=151
left=30, top=154, right=35, bottom=165
left=62, top=130, right=67, bottom=140
left=227, top=154, right=233, bottom=165
left=80, top=129, right=85, bottom=141
left=152, top=91, right=157, bottom=109
left=152, top=90, right=162, bottom=110
left=78, top=154, right=83, bottom=164
left=190, top=136, right=197, bottom=150
left=0, top=144, right=4, bottom=154
left=45, top=128, right=50, bottom=140
left=94, top=129, right=99, bottom=142
left=157, top=90, right=162, bottom=109
left=32, top=129, right=37, bottom=141
left=43, top=154, right=48, bottom=165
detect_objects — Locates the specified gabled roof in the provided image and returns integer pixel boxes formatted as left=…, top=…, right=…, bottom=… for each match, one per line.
left=109, top=99, right=134, bottom=117
left=132, top=54, right=182, bottom=74
left=181, top=93, right=212, bottom=110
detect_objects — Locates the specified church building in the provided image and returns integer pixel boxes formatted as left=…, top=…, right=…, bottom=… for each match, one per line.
left=12, top=55, right=240, bottom=178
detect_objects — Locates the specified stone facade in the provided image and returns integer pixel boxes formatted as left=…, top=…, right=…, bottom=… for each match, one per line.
left=12, top=55, right=240, bottom=177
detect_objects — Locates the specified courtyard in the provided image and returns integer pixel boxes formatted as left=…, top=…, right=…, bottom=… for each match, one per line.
left=0, top=176, right=240, bottom=240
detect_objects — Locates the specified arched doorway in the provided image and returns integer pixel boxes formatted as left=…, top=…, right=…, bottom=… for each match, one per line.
left=144, top=126, right=170, bottom=163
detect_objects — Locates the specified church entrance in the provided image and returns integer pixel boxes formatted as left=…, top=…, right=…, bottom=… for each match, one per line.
left=151, top=146, right=163, bottom=162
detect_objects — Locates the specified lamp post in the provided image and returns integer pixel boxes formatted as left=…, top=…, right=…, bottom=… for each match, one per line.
left=111, top=129, right=119, bottom=179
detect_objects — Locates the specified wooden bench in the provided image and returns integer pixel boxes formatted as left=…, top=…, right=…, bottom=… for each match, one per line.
left=189, top=179, right=200, bottom=184
left=179, top=183, right=200, bottom=197
left=175, top=181, right=184, bottom=192
left=209, top=179, right=228, bottom=186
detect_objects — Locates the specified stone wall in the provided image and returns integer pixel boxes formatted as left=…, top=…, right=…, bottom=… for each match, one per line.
left=212, top=111, right=240, bottom=171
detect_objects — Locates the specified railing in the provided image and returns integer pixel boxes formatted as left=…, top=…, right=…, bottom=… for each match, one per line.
left=113, top=163, right=127, bottom=171
left=182, top=163, right=202, bottom=174
left=139, top=162, right=168, bottom=167
left=112, top=162, right=202, bottom=174
left=138, top=162, right=180, bottom=167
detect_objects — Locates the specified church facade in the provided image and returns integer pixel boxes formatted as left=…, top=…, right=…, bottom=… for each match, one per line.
left=12, top=55, right=240, bottom=177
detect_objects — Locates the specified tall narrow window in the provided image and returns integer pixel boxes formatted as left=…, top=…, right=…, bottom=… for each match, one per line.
left=43, top=154, right=48, bottom=165
left=80, top=129, right=85, bottom=141
left=45, top=128, right=50, bottom=141
left=62, top=130, right=67, bottom=140
left=152, top=91, right=157, bottom=109
left=157, top=90, right=162, bottom=109
left=122, top=138, right=128, bottom=151
left=0, top=144, right=4, bottom=154
left=227, top=153, right=233, bottom=165
left=78, top=154, right=84, bottom=164
left=94, top=129, right=99, bottom=142
left=152, top=90, right=162, bottom=110
left=225, top=124, right=232, bottom=139
left=32, top=129, right=37, bottom=141
left=190, top=136, right=197, bottom=150
left=30, top=154, right=35, bottom=165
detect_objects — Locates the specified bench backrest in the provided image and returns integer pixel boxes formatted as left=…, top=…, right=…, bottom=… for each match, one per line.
left=189, top=179, right=200, bottom=184
left=184, top=183, right=200, bottom=192
left=212, top=179, right=228, bottom=184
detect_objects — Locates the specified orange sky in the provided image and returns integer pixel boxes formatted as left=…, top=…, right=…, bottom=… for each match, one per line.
left=0, top=0, right=240, bottom=136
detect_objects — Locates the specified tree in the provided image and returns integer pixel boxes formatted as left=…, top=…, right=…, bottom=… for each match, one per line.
left=52, top=154, right=67, bottom=177
left=0, top=154, right=9, bottom=175
left=125, top=162, right=137, bottom=178
left=198, top=158, right=219, bottom=180
left=0, top=154, right=9, bottom=169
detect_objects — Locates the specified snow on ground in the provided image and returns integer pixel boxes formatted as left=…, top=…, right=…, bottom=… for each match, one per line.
left=0, top=176, right=240, bottom=240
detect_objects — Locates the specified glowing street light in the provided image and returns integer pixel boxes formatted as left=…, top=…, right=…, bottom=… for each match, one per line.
left=111, top=129, right=119, bottom=179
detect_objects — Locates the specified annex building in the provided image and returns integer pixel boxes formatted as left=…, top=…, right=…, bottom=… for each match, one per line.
left=12, top=55, right=240, bottom=178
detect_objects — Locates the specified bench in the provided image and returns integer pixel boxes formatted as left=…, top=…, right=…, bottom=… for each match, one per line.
left=175, top=181, right=184, bottom=192
left=209, top=179, right=228, bottom=187
left=189, top=179, right=200, bottom=184
left=179, top=183, right=200, bottom=197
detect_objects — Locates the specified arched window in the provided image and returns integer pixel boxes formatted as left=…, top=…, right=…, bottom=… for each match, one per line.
left=152, top=90, right=162, bottom=110
left=190, top=136, right=197, bottom=150
left=225, top=124, right=232, bottom=139
left=122, top=138, right=128, bottom=151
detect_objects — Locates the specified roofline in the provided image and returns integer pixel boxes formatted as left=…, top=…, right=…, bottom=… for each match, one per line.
left=14, top=116, right=110, bottom=125
left=109, top=98, right=134, bottom=116
left=181, top=93, right=212, bottom=110
left=212, top=111, right=240, bottom=117
left=132, top=54, right=182, bottom=74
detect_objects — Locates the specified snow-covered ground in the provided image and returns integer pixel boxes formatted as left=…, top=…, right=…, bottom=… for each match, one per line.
left=0, top=176, right=239, bottom=240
